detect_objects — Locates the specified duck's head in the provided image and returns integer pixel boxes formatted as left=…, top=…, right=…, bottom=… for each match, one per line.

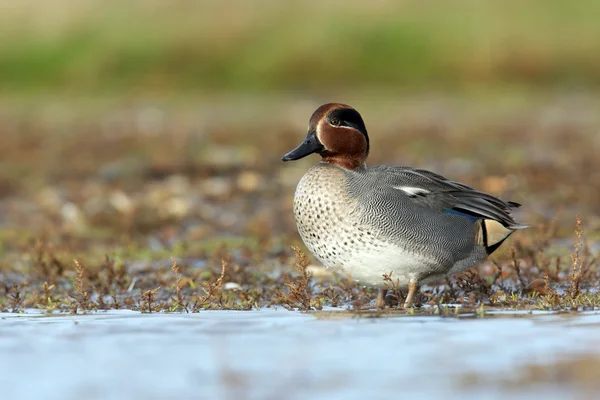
left=281, top=103, right=369, bottom=170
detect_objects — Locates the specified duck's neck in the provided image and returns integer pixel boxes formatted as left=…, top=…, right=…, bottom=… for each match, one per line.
left=322, top=155, right=366, bottom=171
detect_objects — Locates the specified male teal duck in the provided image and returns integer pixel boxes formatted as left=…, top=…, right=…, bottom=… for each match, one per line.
left=282, top=103, right=526, bottom=308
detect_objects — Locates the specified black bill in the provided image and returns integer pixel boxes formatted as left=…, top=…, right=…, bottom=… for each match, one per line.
left=281, top=131, right=324, bottom=161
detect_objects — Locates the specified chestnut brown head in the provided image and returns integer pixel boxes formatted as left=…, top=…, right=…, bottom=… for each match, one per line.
left=281, top=103, right=369, bottom=170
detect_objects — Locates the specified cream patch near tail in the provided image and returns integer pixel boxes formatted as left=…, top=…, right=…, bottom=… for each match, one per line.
left=477, top=219, right=516, bottom=254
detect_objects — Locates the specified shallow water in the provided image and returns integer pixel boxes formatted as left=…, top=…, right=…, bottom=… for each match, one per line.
left=2, top=309, right=600, bottom=400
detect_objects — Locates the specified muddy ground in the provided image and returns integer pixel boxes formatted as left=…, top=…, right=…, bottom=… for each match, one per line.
left=0, top=95, right=598, bottom=314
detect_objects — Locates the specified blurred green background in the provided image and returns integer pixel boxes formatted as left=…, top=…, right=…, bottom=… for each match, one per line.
left=2, top=0, right=600, bottom=96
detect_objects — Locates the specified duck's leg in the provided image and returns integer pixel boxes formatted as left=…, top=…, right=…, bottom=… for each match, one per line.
left=375, top=288, right=388, bottom=309
left=403, top=281, right=419, bottom=309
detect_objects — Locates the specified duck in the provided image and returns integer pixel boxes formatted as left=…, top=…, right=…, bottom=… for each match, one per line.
left=281, top=103, right=527, bottom=309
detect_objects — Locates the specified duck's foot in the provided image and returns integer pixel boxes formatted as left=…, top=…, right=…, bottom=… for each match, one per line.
left=375, top=288, right=388, bottom=309
left=403, top=281, right=419, bottom=309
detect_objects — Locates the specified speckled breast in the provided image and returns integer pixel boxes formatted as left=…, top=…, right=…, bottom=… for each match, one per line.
left=293, top=163, right=376, bottom=269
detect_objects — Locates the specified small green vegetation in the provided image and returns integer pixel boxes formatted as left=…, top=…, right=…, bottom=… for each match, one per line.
left=0, top=212, right=598, bottom=314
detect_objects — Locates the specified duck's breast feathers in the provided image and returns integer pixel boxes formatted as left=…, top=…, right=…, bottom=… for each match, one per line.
left=356, top=165, right=527, bottom=230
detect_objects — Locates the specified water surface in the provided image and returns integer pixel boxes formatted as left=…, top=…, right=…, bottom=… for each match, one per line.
left=2, top=309, right=600, bottom=400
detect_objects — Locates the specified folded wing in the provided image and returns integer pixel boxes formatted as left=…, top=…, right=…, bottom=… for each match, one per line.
left=370, top=165, right=527, bottom=231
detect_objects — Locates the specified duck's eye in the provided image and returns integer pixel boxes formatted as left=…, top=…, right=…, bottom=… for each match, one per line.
left=330, top=118, right=340, bottom=126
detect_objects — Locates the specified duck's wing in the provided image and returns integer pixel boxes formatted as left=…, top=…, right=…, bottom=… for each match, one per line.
left=369, top=165, right=526, bottom=230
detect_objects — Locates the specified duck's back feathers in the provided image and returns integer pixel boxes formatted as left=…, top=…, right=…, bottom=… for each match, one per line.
left=363, top=165, right=527, bottom=230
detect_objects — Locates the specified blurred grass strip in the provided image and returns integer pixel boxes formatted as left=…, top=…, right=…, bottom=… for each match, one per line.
left=1, top=0, right=600, bottom=94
